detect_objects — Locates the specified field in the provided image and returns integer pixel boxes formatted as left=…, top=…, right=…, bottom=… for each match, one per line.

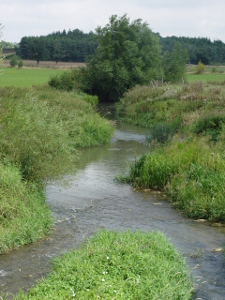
left=0, top=67, right=65, bottom=87
left=186, top=73, right=225, bottom=82
left=2, top=59, right=86, bottom=69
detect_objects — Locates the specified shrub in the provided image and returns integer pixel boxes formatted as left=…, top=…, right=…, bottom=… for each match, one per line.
left=211, top=66, right=218, bottom=73
left=18, top=59, right=23, bottom=68
left=196, top=60, right=205, bottom=74
left=10, top=55, right=17, bottom=67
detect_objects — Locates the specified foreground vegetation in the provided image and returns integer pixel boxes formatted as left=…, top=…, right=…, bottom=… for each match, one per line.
left=117, top=79, right=225, bottom=222
left=0, top=86, right=113, bottom=253
left=15, top=230, right=193, bottom=300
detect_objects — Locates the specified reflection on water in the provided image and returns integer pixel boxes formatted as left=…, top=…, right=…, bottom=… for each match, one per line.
left=1, top=104, right=225, bottom=299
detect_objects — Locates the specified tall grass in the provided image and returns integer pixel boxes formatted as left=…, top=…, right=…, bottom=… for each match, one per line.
left=0, top=86, right=114, bottom=252
left=126, top=136, right=225, bottom=222
left=15, top=230, right=193, bottom=300
left=0, top=86, right=113, bottom=182
left=0, top=163, right=52, bottom=253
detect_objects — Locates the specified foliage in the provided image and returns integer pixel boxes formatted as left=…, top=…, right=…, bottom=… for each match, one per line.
left=160, top=35, right=225, bottom=65
left=212, top=66, right=218, bottom=73
left=16, top=230, right=193, bottom=300
left=0, top=86, right=113, bottom=182
left=0, top=163, right=52, bottom=253
left=0, top=40, right=18, bottom=48
left=48, top=68, right=89, bottom=92
left=16, top=29, right=97, bottom=63
left=10, top=55, right=17, bottom=67
left=124, top=135, right=225, bottom=222
left=196, top=60, right=206, bottom=74
left=117, top=81, right=225, bottom=140
left=86, top=14, right=162, bottom=101
left=17, top=59, right=23, bottom=68
left=162, top=43, right=188, bottom=83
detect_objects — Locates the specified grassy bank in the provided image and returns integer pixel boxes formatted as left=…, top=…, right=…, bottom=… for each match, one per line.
left=15, top=230, right=193, bottom=300
left=123, top=136, right=225, bottom=222
left=0, top=164, right=52, bottom=253
left=117, top=80, right=225, bottom=222
left=0, top=68, right=65, bottom=87
left=0, top=86, right=114, bottom=253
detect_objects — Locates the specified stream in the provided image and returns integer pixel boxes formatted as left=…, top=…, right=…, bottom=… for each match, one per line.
left=1, top=104, right=225, bottom=300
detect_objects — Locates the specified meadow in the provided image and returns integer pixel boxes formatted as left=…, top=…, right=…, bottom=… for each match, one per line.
left=0, top=67, right=65, bottom=87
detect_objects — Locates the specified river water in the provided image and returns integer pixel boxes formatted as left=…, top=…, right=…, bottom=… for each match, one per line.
left=1, top=104, right=225, bottom=300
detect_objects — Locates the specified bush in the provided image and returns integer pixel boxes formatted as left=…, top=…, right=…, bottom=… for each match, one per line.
left=10, top=55, right=17, bottom=67
left=196, top=60, right=205, bottom=74
left=48, top=68, right=88, bottom=92
left=18, top=59, right=23, bottom=68
left=211, top=66, right=218, bottom=73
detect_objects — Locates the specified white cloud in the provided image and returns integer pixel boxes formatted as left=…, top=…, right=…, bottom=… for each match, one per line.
left=1, top=0, right=225, bottom=42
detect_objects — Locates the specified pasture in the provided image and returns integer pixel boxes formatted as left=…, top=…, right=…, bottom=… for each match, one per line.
left=0, top=67, right=65, bottom=87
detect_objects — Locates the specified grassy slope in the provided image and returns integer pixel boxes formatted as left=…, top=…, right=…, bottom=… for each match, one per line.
left=16, top=231, right=193, bottom=300
left=117, top=79, right=225, bottom=222
left=0, top=86, right=114, bottom=253
left=0, top=67, right=65, bottom=87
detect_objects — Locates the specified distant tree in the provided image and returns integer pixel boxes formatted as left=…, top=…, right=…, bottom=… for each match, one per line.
left=162, top=43, right=188, bottom=83
left=18, top=59, right=23, bottom=68
left=10, top=55, right=17, bottom=67
left=86, top=14, right=162, bottom=101
left=29, top=37, right=46, bottom=65
left=196, top=60, right=205, bottom=74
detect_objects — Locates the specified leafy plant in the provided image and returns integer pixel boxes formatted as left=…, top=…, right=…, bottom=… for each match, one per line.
left=17, top=59, right=23, bottom=68
left=10, top=55, right=17, bottom=67
left=196, top=60, right=205, bottom=74
left=86, top=14, right=162, bottom=101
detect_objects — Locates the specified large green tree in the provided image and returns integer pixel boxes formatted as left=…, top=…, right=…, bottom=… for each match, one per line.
left=86, top=14, right=162, bottom=101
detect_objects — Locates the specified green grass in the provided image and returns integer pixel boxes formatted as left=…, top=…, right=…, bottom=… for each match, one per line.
left=0, top=86, right=114, bottom=253
left=187, top=73, right=225, bottom=82
left=0, top=163, right=52, bottom=254
left=0, top=67, right=65, bottom=87
left=15, top=230, right=193, bottom=300
left=117, top=81, right=225, bottom=222
left=123, top=136, right=225, bottom=222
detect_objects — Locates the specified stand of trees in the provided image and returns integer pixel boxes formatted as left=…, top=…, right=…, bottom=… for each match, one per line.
left=16, top=29, right=225, bottom=66
left=16, top=29, right=97, bottom=63
left=159, top=35, right=225, bottom=65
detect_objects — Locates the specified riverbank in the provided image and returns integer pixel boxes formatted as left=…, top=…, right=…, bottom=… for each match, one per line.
left=0, top=86, right=114, bottom=253
left=117, top=80, right=225, bottom=222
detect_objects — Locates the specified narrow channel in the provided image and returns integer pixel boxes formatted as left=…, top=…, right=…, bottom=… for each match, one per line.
left=1, top=104, right=225, bottom=300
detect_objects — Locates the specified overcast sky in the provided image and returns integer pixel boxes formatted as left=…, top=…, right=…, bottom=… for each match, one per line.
left=1, top=0, right=225, bottom=43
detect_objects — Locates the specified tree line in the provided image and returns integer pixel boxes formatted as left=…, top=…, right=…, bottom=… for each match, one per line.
left=16, top=29, right=97, bottom=63
left=159, top=35, right=225, bottom=65
left=16, top=28, right=225, bottom=65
